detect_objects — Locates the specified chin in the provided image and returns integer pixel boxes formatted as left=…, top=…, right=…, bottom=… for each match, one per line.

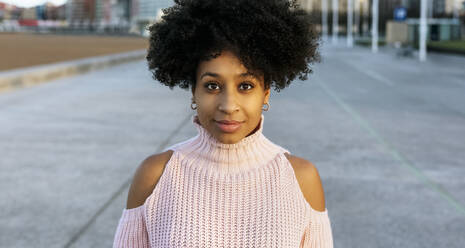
left=215, top=133, right=242, bottom=144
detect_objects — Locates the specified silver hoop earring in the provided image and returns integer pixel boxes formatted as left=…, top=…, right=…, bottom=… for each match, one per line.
left=191, top=102, right=197, bottom=110
left=262, top=102, right=269, bottom=111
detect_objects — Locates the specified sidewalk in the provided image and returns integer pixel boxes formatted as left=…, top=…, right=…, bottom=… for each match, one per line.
left=1, top=39, right=464, bottom=247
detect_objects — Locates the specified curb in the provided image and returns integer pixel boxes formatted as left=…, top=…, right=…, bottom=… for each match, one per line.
left=0, top=49, right=146, bottom=93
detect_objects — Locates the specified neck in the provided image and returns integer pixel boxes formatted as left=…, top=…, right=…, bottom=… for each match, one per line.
left=165, top=114, right=289, bottom=176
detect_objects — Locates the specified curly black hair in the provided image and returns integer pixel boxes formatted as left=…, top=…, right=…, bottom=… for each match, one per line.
left=146, top=0, right=321, bottom=92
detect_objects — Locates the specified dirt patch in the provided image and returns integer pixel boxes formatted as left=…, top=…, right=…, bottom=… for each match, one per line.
left=0, top=33, right=149, bottom=71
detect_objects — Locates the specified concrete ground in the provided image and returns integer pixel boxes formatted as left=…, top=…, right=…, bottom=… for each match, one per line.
left=0, top=41, right=464, bottom=247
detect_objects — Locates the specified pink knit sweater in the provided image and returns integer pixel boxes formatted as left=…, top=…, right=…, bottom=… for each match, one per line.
left=113, top=114, right=334, bottom=247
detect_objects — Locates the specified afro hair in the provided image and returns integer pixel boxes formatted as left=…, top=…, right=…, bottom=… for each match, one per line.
left=146, top=0, right=321, bottom=92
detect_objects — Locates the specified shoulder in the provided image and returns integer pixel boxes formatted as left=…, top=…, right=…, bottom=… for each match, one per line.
left=284, top=152, right=326, bottom=212
left=126, top=150, right=174, bottom=209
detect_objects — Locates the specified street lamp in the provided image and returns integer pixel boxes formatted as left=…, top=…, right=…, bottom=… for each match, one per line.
left=419, top=0, right=427, bottom=61
left=371, top=0, right=378, bottom=53
left=322, top=0, right=328, bottom=41
left=347, top=0, right=353, bottom=47
left=354, top=0, right=360, bottom=38
left=332, top=0, right=338, bottom=44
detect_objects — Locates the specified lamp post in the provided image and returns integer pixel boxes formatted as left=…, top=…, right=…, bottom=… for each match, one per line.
left=322, top=0, right=328, bottom=41
left=371, top=0, right=378, bottom=53
left=347, top=0, right=353, bottom=47
left=332, top=0, right=338, bottom=44
left=419, top=0, right=427, bottom=61
left=354, top=0, right=360, bottom=38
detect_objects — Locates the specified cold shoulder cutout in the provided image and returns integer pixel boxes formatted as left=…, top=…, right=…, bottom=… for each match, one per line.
left=113, top=115, right=333, bottom=247
left=126, top=150, right=173, bottom=209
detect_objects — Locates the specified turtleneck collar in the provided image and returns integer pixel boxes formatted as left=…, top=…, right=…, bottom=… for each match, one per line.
left=165, top=114, right=289, bottom=176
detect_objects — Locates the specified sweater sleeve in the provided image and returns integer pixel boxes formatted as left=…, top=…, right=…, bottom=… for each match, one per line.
left=300, top=207, right=334, bottom=248
left=113, top=205, right=150, bottom=248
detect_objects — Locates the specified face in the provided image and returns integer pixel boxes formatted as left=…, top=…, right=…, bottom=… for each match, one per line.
left=193, top=50, right=270, bottom=144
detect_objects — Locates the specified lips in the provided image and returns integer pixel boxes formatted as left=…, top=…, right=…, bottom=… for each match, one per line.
left=216, top=120, right=243, bottom=125
left=215, top=119, right=244, bottom=133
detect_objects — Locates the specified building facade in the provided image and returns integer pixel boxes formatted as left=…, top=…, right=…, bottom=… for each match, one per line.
left=130, top=0, right=172, bottom=35
left=298, top=0, right=464, bottom=35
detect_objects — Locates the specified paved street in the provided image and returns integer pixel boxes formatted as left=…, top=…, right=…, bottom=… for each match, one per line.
left=1, top=42, right=464, bottom=247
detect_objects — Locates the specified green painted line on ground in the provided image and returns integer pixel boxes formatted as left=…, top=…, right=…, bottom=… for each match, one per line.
left=315, top=76, right=465, bottom=217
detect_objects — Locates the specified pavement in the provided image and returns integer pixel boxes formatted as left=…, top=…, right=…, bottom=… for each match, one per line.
left=0, top=41, right=464, bottom=247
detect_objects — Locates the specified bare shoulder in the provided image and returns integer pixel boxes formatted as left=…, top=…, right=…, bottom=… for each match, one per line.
left=126, top=150, right=174, bottom=209
left=284, top=152, right=326, bottom=212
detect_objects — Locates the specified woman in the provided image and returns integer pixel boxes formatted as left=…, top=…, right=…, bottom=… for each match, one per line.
left=113, top=0, right=333, bottom=247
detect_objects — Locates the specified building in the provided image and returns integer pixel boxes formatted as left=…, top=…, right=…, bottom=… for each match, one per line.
left=94, top=0, right=130, bottom=25
left=0, top=2, right=22, bottom=20
left=433, top=0, right=446, bottom=15
left=298, top=0, right=464, bottom=36
left=45, top=2, right=67, bottom=20
left=66, top=0, right=131, bottom=29
left=21, top=7, right=37, bottom=20
left=130, top=0, right=172, bottom=35
left=67, top=0, right=95, bottom=25
left=298, top=0, right=404, bottom=35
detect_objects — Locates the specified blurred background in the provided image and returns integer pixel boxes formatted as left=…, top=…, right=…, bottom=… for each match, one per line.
left=0, top=0, right=464, bottom=70
left=1, top=0, right=464, bottom=248
left=0, top=0, right=464, bottom=40
left=0, top=0, right=170, bottom=36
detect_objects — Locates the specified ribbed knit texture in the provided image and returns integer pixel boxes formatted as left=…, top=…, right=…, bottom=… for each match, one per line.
left=113, top=114, right=334, bottom=247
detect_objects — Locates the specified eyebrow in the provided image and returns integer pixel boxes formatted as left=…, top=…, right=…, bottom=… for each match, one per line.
left=200, top=71, right=258, bottom=80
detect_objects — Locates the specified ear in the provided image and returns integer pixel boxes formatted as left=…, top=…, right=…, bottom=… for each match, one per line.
left=264, top=87, right=271, bottom=104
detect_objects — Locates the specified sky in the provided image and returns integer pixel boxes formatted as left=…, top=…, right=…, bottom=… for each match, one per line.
left=1, top=0, right=67, bottom=8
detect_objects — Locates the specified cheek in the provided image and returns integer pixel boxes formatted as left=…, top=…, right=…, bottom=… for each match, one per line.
left=195, top=94, right=216, bottom=114
left=242, top=95, right=265, bottom=110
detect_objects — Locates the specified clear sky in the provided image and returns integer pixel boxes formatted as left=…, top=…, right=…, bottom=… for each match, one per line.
left=1, top=0, right=67, bottom=8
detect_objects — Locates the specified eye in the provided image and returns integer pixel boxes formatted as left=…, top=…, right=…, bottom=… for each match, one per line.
left=239, top=82, right=254, bottom=91
left=204, top=82, right=220, bottom=91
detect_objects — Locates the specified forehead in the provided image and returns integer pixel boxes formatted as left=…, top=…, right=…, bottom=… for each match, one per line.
left=196, top=51, right=263, bottom=81
left=197, top=51, right=246, bottom=73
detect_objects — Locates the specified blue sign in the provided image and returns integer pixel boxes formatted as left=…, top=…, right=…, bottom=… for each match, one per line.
left=394, top=7, right=407, bottom=21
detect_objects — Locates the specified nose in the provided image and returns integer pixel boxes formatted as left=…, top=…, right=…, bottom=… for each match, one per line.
left=218, top=90, right=239, bottom=114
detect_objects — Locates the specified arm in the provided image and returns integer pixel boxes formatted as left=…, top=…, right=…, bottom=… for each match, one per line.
left=113, top=150, right=173, bottom=248
left=284, top=153, right=334, bottom=248
left=113, top=205, right=150, bottom=248
left=300, top=206, right=334, bottom=248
